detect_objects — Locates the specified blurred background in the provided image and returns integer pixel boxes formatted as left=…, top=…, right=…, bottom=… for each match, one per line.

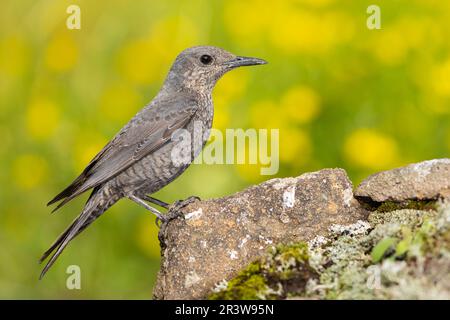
left=0, top=0, right=449, bottom=298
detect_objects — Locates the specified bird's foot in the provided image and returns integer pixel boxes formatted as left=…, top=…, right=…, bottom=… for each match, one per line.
left=156, top=210, right=183, bottom=231
left=157, top=196, right=201, bottom=247
left=169, top=195, right=201, bottom=213
left=156, top=211, right=181, bottom=247
left=155, top=195, right=201, bottom=226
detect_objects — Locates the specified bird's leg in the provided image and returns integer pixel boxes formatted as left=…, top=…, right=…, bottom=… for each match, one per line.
left=128, top=194, right=166, bottom=222
left=142, top=195, right=169, bottom=209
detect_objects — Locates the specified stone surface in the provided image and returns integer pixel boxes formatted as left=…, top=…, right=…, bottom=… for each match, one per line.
left=355, top=159, right=450, bottom=203
left=153, top=168, right=368, bottom=300
left=211, top=201, right=450, bottom=300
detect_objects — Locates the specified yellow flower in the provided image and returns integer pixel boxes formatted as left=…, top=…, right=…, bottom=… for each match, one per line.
left=225, top=0, right=343, bottom=50
left=371, top=29, right=409, bottom=65
left=431, top=58, right=450, bottom=97
left=26, top=97, right=60, bottom=139
left=12, top=154, right=48, bottom=190
left=369, top=18, right=427, bottom=66
left=279, top=127, right=312, bottom=164
left=270, top=10, right=354, bottom=54
left=281, top=86, right=321, bottom=124
left=45, top=31, right=78, bottom=72
left=344, top=129, right=399, bottom=170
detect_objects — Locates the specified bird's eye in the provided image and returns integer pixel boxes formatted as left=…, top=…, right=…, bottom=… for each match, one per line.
left=200, top=54, right=213, bottom=65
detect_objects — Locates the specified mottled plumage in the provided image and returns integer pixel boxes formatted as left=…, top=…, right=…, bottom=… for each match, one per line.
left=40, top=46, right=266, bottom=279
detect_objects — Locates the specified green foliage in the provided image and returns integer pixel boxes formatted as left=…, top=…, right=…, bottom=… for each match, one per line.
left=394, top=227, right=412, bottom=257
left=371, top=237, right=398, bottom=263
left=208, top=262, right=269, bottom=300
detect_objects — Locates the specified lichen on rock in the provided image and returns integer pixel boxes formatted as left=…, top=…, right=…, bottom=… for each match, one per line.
left=209, top=243, right=318, bottom=300
left=307, top=204, right=448, bottom=299
left=210, top=200, right=450, bottom=299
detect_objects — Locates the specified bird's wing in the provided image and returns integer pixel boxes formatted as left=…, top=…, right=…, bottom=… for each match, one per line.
left=48, top=94, right=198, bottom=211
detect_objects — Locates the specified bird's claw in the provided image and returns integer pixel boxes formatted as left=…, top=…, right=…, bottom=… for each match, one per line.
left=155, top=196, right=201, bottom=228
left=156, top=211, right=180, bottom=247
left=154, top=211, right=182, bottom=227
left=169, top=195, right=201, bottom=213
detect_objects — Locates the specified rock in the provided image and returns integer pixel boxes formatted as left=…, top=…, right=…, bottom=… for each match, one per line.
left=153, top=168, right=368, bottom=300
left=355, top=159, right=450, bottom=203
left=212, top=201, right=450, bottom=300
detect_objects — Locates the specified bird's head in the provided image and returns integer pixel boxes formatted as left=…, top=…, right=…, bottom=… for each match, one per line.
left=164, top=46, right=267, bottom=93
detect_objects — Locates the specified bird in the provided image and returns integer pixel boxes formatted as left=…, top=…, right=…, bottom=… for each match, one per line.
left=40, top=46, right=267, bottom=279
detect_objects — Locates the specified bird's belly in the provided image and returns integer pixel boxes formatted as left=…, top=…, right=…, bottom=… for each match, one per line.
left=113, top=142, right=190, bottom=196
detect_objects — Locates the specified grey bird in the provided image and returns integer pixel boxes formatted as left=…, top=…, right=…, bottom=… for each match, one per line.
left=40, top=46, right=266, bottom=279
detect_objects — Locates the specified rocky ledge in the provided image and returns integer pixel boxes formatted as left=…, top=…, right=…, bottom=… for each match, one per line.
left=153, top=159, right=450, bottom=300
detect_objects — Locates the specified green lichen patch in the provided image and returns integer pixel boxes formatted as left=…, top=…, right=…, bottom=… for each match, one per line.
left=304, top=201, right=450, bottom=299
left=208, top=262, right=268, bottom=300
left=213, top=201, right=450, bottom=300
left=209, top=243, right=318, bottom=300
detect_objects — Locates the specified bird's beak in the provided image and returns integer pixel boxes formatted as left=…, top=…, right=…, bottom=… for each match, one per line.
left=224, top=56, right=268, bottom=68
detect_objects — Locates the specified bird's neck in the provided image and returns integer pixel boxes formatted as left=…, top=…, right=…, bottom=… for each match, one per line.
left=162, top=70, right=216, bottom=98
left=161, top=81, right=213, bottom=101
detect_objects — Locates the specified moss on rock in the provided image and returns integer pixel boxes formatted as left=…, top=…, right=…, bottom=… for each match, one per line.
left=209, top=243, right=318, bottom=300
left=210, top=200, right=450, bottom=300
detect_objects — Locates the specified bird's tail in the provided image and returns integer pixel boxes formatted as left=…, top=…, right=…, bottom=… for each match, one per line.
left=39, top=186, right=120, bottom=279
